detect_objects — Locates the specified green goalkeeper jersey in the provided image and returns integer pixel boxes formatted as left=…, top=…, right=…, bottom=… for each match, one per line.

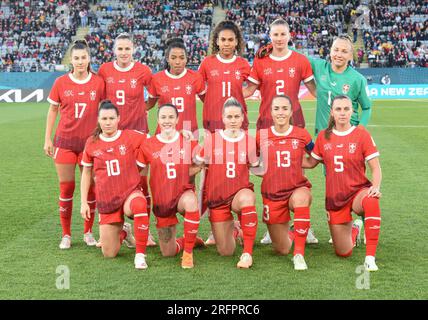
left=308, top=57, right=372, bottom=136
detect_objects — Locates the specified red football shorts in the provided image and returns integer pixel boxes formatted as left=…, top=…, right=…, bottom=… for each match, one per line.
left=327, top=189, right=368, bottom=225
left=209, top=202, right=235, bottom=223
left=262, top=197, right=291, bottom=225
left=99, top=207, right=125, bottom=225
left=155, top=214, right=179, bottom=229
left=53, top=147, right=83, bottom=165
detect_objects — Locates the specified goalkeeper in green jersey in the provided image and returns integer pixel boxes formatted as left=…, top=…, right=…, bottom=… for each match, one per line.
left=307, top=34, right=372, bottom=136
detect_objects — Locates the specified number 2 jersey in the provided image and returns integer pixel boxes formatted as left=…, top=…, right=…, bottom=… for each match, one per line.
left=256, top=126, right=313, bottom=201
left=196, top=130, right=259, bottom=208
left=81, top=130, right=148, bottom=214
left=98, top=61, right=152, bottom=132
left=311, top=126, right=379, bottom=211
left=48, top=72, right=105, bottom=153
left=136, top=132, right=196, bottom=217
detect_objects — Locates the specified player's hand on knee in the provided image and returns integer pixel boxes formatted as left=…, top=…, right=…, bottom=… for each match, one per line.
left=367, top=186, right=381, bottom=198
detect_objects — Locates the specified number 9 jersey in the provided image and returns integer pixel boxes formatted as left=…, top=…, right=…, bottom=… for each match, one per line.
left=48, top=72, right=106, bottom=153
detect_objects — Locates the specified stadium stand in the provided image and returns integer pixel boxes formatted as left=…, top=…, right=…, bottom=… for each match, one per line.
left=1, top=0, right=426, bottom=72
left=0, top=0, right=89, bottom=72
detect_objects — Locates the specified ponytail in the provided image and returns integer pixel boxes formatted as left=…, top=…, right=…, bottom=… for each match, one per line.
left=324, top=115, right=335, bottom=140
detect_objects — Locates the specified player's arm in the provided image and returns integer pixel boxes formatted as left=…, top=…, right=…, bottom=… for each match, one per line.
left=146, top=97, right=158, bottom=110
left=189, top=164, right=203, bottom=176
left=44, top=104, right=59, bottom=157
left=80, top=166, right=92, bottom=221
left=243, top=82, right=258, bottom=98
left=304, top=79, right=317, bottom=97
left=367, top=156, right=382, bottom=198
left=358, top=78, right=372, bottom=127
left=303, top=152, right=321, bottom=169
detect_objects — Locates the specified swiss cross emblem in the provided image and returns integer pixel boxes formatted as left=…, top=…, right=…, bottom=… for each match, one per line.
left=161, top=86, right=169, bottom=93
left=130, top=78, right=137, bottom=89
left=239, top=151, right=247, bottom=162
left=90, top=90, right=96, bottom=101
left=235, top=70, right=241, bottom=80
left=292, top=139, right=299, bottom=149
left=264, top=68, right=272, bottom=75
left=185, top=84, right=192, bottom=95
left=349, top=143, right=357, bottom=154
left=179, top=148, right=185, bottom=159
left=342, top=84, right=350, bottom=94
left=119, top=144, right=126, bottom=155
left=289, top=67, right=296, bottom=78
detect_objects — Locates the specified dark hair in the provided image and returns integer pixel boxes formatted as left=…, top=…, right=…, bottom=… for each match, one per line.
left=70, top=39, right=91, bottom=73
left=93, top=100, right=119, bottom=140
left=164, top=38, right=187, bottom=71
left=157, top=103, right=179, bottom=118
left=325, top=95, right=352, bottom=140
left=222, top=96, right=243, bottom=114
left=256, top=18, right=291, bottom=58
left=210, top=20, right=245, bottom=56
left=271, top=94, right=294, bottom=125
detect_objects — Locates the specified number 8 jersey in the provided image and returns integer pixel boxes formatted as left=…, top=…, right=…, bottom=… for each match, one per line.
left=136, top=132, right=197, bottom=217
left=48, top=72, right=105, bottom=152
left=311, top=126, right=379, bottom=211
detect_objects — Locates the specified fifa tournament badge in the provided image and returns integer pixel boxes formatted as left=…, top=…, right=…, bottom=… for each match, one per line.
left=289, top=67, right=296, bottom=78
left=349, top=143, right=357, bottom=154
left=235, top=70, right=241, bottom=80
left=90, top=90, right=96, bottom=101
left=292, top=139, right=299, bottom=149
left=185, top=84, right=192, bottom=95
left=130, top=79, right=137, bottom=89
left=119, top=145, right=127, bottom=155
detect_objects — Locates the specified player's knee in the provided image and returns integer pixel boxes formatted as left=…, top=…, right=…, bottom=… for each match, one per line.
left=217, top=244, right=235, bottom=256
left=102, top=246, right=119, bottom=258
left=239, top=191, right=255, bottom=207
left=160, top=248, right=176, bottom=257
left=335, top=248, right=353, bottom=258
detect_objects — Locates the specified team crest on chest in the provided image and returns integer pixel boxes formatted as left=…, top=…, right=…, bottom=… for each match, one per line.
left=264, top=68, right=273, bottom=75
left=161, top=85, right=169, bottom=93
left=90, top=90, right=96, bottom=101
left=235, top=70, right=241, bottom=80
left=342, top=84, right=350, bottom=94
left=185, top=84, right=192, bottom=95
left=289, top=67, right=296, bottom=78
left=349, top=143, right=357, bottom=154
left=292, top=139, right=299, bottom=149
left=324, top=143, right=332, bottom=151
left=210, top=70, right=220, bottom=77
left=119, top=144, right=127, bottom=155
left=130, top=78, right=137, bottom=89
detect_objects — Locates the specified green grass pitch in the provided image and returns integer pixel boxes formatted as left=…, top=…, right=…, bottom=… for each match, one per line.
left=0, top=99, right=427, bottom=299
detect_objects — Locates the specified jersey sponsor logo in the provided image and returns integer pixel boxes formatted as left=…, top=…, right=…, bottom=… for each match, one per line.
left=324, top=143, right=332, bottom=151
left=185, top=84, right=192, bottom=95
left=78, top=91, right=85, bottom=96
left=90, top=90, right=96, bottom=101
left=118, top=79, right=126, bottom=83
left=277, top=68, right=284, bottom=73
left=106, top=77, right=114, bottom=84
left=235, top=70, right=241, bottom=80
left=228, top=150, right=235, bottom=155
left=174, top=86, right=181, bottom=90
left=210, top=70, right=220, bottom=77
left=289, top=67, right=296, bottom=78
left=342, top=84, right=350, bottom=94
left=369, top=225, right=380, bottom=230
left=337, top=144, right=344, bottom=148
left=161, top=85, right=169, bottom=93
left=130, top=78, right=137, bottom=89
left=223, top=70, right=231, bottom=75
left=295, top=228, right=308, bottom=235
left=64, top=90, right=74, bottom=97
left=244, top=222, right=257, bottom=228
left=349, top=143, right=357, bottom=154
left=138, top=224, right=149, bottom=231
left=119, top=144, right=127, bottom=155
left=292, top=139, right=299, bottom=149
left=106, top=148, right=114, bottom=153
left=279, top=140, right=286, bottom=144
left=263, top=68, right=273, bottom=75
left=330, top=81, right=337, bottom=87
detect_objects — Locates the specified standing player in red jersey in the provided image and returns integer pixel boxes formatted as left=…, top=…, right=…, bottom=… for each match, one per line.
left=137, top=104, right=205, bottom=269
left=304, top=95, right=382, bottom=272
left=80, top=101, right=150, bottom=269
left=255, top=95, right=314, bottom=270
left=44, top=40, right=105, bottom=249
left=146, top=38, right=206, bottom=138
left=194, top=97, right=260, bottom=269
left=243, top=18, right=316, bottom=130
left=199, top=20, right=251, bottom=133
left=97, top=33, right=156, bottom=247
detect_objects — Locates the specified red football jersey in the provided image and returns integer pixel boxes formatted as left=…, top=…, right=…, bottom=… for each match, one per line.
left=137, top=132, right=196, bottom=217
left=196, top=130, right=259, bottom=208
left=311, top=126, right=379, bottom=211
left=248, top=51, right=314, bottom=129
left=98, top=61, right=152, bottom=132
left=48, top=72, right=105, bottom=153
left=81, top=129, right=148, bottom=214
left=199, top=55, right=250, bottom=132
left=256, top=126, right=313, bottom=201
left=148, top=69, right=206, bottom=133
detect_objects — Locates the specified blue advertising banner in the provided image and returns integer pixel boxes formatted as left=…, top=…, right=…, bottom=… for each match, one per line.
left=367, top=84, right=428, bottom=99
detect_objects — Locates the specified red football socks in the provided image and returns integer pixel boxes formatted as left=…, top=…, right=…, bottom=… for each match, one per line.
left=183, top=211, right=200, bottom=253
left=59, top=181, right=75, bottom=237
left=293, top=207, right=310, bottom=256
left=130, top=197, right=149, bottom=254
left=362, top=196, right=381, bottom=256
left=240, top=206, right=258, bottom=255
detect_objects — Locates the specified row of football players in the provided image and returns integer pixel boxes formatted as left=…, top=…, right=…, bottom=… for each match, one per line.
left=43, top=18, right=377, bottom=270
left=78, top=95, right=381, bottom=271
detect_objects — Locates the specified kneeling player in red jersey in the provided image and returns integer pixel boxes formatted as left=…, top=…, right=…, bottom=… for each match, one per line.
left=255, top=95, right=314, bottom=270
left=194, top=97, right=260, bottom=269
left=137, top=104, right=205, bottom=269
left=80, top=101, right=150, bottom=269
left=304, top=95, right=382, bottom=271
